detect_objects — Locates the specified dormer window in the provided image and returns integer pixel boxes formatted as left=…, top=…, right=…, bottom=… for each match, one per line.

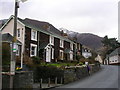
left=50, top=36, right=54, bottom=45
left=17, top=28, right=20, bottom=38
left=31, top=29, right=37, bottom=41
left=60, top=40, right=64, bottom=48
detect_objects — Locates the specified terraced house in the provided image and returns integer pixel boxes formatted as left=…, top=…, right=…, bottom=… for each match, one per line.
left=1, top=15, right=82, bottom=68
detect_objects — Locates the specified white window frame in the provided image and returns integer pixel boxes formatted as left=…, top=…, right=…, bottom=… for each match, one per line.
left=70, top=43, right=73, bottom=50
left=60, top=40, right=64, bottom=48
left=17, top=28, right=21, bottom=38
left=50, top=36, right=54, bottom=45
left=60, top=50, right=64, bottom=60
left=31, top=29, right=37, bottom=41
left=52, top=48, right=54, bottom=59
left=16, top=45, right=20, bottom=56
left=30, top=44, right=37, bottom=57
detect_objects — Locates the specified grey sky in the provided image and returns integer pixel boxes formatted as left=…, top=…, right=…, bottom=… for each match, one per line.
left=0, top=0, right=119, bottom=38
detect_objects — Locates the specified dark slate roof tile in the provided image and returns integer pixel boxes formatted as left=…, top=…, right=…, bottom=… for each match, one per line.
left=109, top=47, right=120, bottom=57
left=2, top=33, right=22, bottom=44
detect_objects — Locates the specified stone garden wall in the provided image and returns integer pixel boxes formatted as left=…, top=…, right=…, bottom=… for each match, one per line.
left=2, top=71, right=33, bottom=89
left=2, top=64, right=101, bottom=89
left=64, top=64, right=101, bottom=84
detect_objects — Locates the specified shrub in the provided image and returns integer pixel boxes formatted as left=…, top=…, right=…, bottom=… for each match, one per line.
left=34, top=66, right=64, bottom=83
left=31, top=56, right=41, bottom=65
left=2, top=42, right=10, bottom=66
left=16, top=56, right=21, bottom=65
left=23, top=53, right=33, bottom=67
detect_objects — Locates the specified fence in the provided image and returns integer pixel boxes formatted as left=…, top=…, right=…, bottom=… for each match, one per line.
left=33, top=77, right=63, bottom=88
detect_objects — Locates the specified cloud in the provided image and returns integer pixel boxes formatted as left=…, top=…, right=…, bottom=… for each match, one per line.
left=0, top=0, right=118, bottom=38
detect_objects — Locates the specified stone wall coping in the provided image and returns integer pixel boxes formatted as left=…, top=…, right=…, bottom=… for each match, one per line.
left=2, top=71, right=33, bottom=75
left=64, top=64, right=96, bottom=69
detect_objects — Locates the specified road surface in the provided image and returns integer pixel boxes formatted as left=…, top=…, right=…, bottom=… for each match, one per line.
left=55, top=65, right=119, bottom=88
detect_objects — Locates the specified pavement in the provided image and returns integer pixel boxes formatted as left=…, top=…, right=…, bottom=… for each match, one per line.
left=50, top=65, right=119, bottom=89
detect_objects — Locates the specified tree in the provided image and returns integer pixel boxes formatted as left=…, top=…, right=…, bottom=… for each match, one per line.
left=101, top=35, right=120, bottom=59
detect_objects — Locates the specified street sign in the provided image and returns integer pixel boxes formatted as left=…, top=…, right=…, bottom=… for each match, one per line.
left=13, top=43, right=17, bottom=52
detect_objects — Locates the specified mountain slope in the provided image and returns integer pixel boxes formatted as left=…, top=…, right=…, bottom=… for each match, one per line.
left=76, top=33, right=103, bottom=50
left=59, top=28, right=103, bottom=50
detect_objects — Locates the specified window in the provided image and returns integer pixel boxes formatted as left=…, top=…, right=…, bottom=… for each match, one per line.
left=115, top=60, right=117, bottom=62
left=60, top=40, right=64, bottom=48
left=17, top=29, right=20, bottom=38
left=60, top=50, right=64, bottom=60
left=31, top=30, right=37, bottom=41
left=50, top=36, right=54, bottom=45
left=30, top=44, right=37, bottom=57
left=16, top=45, right=20, bottom=56
left=52, top=48, right=54, bottom=59
left=70, top=43, right=73, bottom=50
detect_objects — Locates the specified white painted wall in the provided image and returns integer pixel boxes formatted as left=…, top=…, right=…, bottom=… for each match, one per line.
left=95, top=54, right=103, bottom=64
left=82, top=52, right=92, bottom=58
left=109, top=55, right=119, bottom=64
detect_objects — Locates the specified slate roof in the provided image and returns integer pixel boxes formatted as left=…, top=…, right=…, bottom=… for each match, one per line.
left=18, top=17, right=74, bottom=43
left=0, top=19, right=8, bottom=28
left=0, top=15, right=75, bottom=43
left=2, top=33, right=22, bottom=44
left=109, top=47, right=120, bottom=57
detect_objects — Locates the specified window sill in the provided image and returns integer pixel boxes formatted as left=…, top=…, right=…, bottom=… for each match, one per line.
left=31, top=38, right=37, bottom=41
left=60, top=46, right=64, bottom=48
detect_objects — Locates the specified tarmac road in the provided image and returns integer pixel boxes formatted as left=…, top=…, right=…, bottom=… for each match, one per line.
left=54, top=65, right=119, bottom=89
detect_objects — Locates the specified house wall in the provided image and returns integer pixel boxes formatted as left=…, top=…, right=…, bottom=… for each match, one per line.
left=119, top=55, right=120, bottom=63
left=64, top=41, right=70, bottom=49
left=54, top=37, right=60, bottom=62
left=1, top=18, right=25, bottom=45
left=39, top=32, right=49, bottom=43
left=109, top=55, right=119, bottom=64
left=39, top=32, right=49, bottom=61
left=73, top=44, right=76, bottom=60
left=64, top=41, right=70, bottom=61
left=1, top=19, right=14, bottom=35
left=80, top=44, right=82, bottom=55
left=25, top=28, right=50, bottom=57
left=2, top=18, right=25, bottom=68
left=24, top=27, right=31, bottom=57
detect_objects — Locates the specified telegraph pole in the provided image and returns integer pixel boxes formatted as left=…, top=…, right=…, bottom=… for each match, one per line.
left=10, top=0, right=19, bottom=89
left=10, top=0, right=28, bottom=88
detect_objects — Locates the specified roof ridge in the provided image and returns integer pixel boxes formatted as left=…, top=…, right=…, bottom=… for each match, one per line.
left=24, top=18, right=50, bottom=24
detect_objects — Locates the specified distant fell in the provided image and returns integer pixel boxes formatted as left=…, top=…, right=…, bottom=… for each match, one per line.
left=59, top=28, right=103, bottom=51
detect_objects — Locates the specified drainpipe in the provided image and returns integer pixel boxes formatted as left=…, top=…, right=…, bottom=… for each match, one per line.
left=37, top=32, right=40, bottom=57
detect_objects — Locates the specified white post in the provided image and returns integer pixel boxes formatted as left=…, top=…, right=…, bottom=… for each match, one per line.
left=0, top=30, right=2, bottom=90
left=118, top=2, right=120, bottom=43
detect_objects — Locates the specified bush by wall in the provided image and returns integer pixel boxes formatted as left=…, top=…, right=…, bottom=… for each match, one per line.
left=33, top=66, right=64, bottom=83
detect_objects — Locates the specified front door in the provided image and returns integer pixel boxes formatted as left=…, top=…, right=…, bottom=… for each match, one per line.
left=46, top=47, right=51, bottom=62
